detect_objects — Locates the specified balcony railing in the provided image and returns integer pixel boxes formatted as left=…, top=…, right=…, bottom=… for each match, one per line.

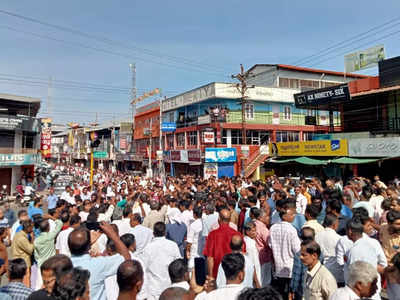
left=0, top=147, right=38, bottom=154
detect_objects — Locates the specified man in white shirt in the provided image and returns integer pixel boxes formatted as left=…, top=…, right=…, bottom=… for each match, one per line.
left=330, top=261, right=378, bottom=300
left=64, top=189, right=76, bottom=205
left=142, top=221, right=181, bottom=299
left=315, top=214, right=343, bottom=285
left=186, top=207, right=203, bottom=269
left=198, top=252, right=244, bottom=300
left=243, top=221, right=261, bottom=285
left=295, top=186, right=308, bottom=215
left=80, top=187, right=91, bottom=201
left=56, top=214, right=81, bottom=257
left=113, top=206, right=133, bottom=236
left=168, top=259, right=190, bottom=291
left=179, top=200, right=194, bottom=230
left=129, top=213, right=154, bottom=257
left=345, top=219, right=387, bottom=300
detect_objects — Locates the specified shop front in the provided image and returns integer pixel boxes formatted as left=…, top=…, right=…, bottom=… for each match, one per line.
left=204, top=148, right=237, bottom=179
left=164, top=149, right=202, bottom=177
left=0, top=153, right=41, bottom=194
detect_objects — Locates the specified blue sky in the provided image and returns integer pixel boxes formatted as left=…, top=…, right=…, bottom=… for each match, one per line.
left=0, top=0, right=400, bottom=124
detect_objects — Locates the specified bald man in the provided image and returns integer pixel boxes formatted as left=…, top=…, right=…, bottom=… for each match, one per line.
left=203, top=209, right=244, bottom=278
left=159, top=287, right=186, bottom=300
left=117, top=260, right=144, bottom=300
left=217, top=235, right=260, bottom=288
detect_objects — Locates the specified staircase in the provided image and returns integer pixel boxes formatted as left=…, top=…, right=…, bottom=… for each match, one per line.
left=244, top=149, right=268, bottom=178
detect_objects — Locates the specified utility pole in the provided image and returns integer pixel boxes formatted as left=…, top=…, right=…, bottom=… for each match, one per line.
left=231, top=64, right=254, bottom=145
left=47, top=76, right=53, bottom=114
left=130, top=64, right=137, bottom=122
left=148, top=117, right=153, bottom=178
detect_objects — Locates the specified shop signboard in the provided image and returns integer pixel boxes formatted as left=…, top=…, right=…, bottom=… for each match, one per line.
left=198, top=115, right=211, bottom=125
left=0, top=153, right=41, bottom=167
left=203, top=131, right=215, bottom=144
left=345, top=44, right=385, bottom=73
left=161, top=122, right=176, bottom=132
left=170, top=150, right=181, bottom=162
left=40, top=118, right=52, bottom=158
left=180, top=150, right=188, bottom=163
left=205, top=148, right=237, bottom=163
left=0, top=114, right=39, bottom=132
left=188, top=149, right=201, bottom=162
left=348, top=137, right=400, bottom=157
left=241, top=145, right=250, bottom=159
left=156, top=150, right=163, bottom=161
left=271, top=140, right=348, bottom=156
left=294, top=84, right=350, bottom=108
left=204, top=163, right=218, bottom=179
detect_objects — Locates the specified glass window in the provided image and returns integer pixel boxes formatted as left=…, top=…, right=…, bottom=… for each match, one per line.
left=303, top=132, right=314, bottom=141
left=279, top=77, right=289, bottom=88
left=188, top=131, right=197, bottom=146
left=177, top=133, right=185, bottom=147
left=289, top=79, right=299, bottom=89
left=245, top=103, right=254, bottom=120
left=284, top=106, right=292, bottom=120
left=167, top=134, right=174, bottom=148
left=231, top=129, right=243, bottom=145
left=222, top=129, right=227, bottom=145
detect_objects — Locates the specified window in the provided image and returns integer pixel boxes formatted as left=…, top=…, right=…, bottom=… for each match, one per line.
left=188, top=131, right=197, bottom=146
left=167, top=134, right=174, bottom=148
left=303, top=132, right=314, bottom=141
left=306, top=109, right=314, bottom=116
left=276, top=131, right=299, bottom=142
left=289, top=79, right=299, bottom=89
left=222, top=129, right=228, bottom=145
left=246, top=130, right=260, bottom=145
left=231, top=129, right=243, bottom=145
left=284, top=106, right=292, bottom=120
left=177, top=133, right=185, bottom=147
left=279, top=78, right=289, bottom=88
left=245, top=103, right=254, bottom=120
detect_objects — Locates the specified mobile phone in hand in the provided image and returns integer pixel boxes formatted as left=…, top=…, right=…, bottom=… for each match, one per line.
left=194, top=257, right=206, bottom=286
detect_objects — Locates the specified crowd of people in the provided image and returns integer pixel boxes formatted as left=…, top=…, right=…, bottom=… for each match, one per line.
left=0, top=164, right=399, bottom=300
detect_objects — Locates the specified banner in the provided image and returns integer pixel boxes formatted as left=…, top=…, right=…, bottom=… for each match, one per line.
left=205, top=148, right=237, bottom=163
left=271, top=140, right=348, bottom=156
left=204, top=163, right=218, bottom=179
left=348, top=137, right=400, bottom=157
left=345, top=45, right=385, bottom=73
left=294, top=84, right=350, bottom=108
left=40, top=118, right=52, bottom=158
left=203, top=131, right=215, bottom=144
left=0, top=154, right=41, bottom=167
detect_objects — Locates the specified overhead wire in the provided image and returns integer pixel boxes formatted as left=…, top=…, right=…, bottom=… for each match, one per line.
left=291, top=16, right=400, bottom=66
left=0, top=9, right=231, bottom=74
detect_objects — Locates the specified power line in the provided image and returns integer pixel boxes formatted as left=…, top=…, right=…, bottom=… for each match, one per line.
left=291, top=16, right=400, bottom=66
left=0, top=24, right=227, bottom=77
left=0, top=9, right=231, bottom=74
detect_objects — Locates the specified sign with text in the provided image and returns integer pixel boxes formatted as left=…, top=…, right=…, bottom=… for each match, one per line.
left=205, top=148, right=237, bottom=163
left=93, top=151, right=108, bottom=159
left=345, top=45, right=385, bottom=73
left=0, top=154, right=41, bottom=167
left=272, top=140, right=348, bottom=156
left=188, top=149, right=201, bottom=162
left=348, top=137, right=400, bottom=157
left=204, top=163, right=218, bottom=179
left=40, top=118, right=52, bottom=158
left=294, top=84, right=350, bottom=108
left=203, top=131, right=215, bottom=144
left=0, top=115, right=38, bottom=132
left=161, top=122, right=176, bottom=132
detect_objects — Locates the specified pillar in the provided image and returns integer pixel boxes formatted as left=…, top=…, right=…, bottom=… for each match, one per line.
left=352, top=164, right=358, bottom=177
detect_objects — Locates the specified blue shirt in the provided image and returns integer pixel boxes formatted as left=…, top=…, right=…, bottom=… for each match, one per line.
left=341, top=205, right=353, bottom=218
left=47, top=194, right=58, bottom=210
left=166, top=223, right=187, bottom=257
left=71, top=254, right=125, bottom=300
left=28, top=203, right=43, bottom=219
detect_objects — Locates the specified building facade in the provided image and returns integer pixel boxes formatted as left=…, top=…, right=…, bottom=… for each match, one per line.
left=0, top=93, right=41, bottom=194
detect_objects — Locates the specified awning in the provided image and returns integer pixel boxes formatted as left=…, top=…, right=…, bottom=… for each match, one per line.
left=330, top=157, right=380, bottom=164
left=267, top=156, right=381, bottom=165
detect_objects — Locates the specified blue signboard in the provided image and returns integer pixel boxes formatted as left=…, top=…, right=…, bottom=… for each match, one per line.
left=205, top=148, right=237, bottom=163
left=161, top=122, right=176, bottom=132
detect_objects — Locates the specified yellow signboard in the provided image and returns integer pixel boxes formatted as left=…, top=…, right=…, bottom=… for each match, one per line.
left=270, top=140, right=348, bottom=157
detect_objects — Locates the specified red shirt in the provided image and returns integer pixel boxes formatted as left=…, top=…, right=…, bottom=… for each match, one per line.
left=203, top=223, right=245, bottom=278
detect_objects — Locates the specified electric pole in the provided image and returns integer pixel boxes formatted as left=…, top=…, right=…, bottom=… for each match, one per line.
left=130, top=63, right=137, bottom=122
left=231, top=64, right=253, bottom=145
left=47, top=76, right=53, bottom=114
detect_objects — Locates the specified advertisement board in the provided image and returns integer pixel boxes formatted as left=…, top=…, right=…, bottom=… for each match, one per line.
left=345, top=44, right=385, bottom=73
left=40, top=118, right=52, bottom=158
left=0, top=154, right=41, bottom=167
left=271, top=140, right=348, bottom=156
left=348, top=137, right=400, bottom=157
left=205, top=148, right=237, bottom=163
left=294, top=84, right=350, bottom=108
left=204, top=163, right=218, bottom=179
left=187, top=149, right=201, bottom=162
left=161, top=122, right=176, bottom=132
left=203, top=131, right=215, bottom=144
left=0, top=115, right=39, bottom=132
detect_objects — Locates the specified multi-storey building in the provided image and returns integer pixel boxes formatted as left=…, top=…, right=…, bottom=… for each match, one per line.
left=156, top=64, right=366, bottom=178
left=0, top=93, right=41, bottom=194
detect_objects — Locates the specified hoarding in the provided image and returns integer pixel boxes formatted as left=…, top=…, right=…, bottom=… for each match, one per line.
left=271, top=140, right=348, bottom=156
left=204, top=163, right=218, bottom=179
left=40, top=118, right=52, bottom=158
left=294, top=84, right=350, bottom=109
left=0, top=153, right=41, bottom=167
left=205, top=148, right=237, bottom=163
left=345, top=45, right=385, bottom=73
left=348, top=137, right=400, bottom=157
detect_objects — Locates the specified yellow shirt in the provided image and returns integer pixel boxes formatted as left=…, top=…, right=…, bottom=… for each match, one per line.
left=11, top=231, right=34, bottom=267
